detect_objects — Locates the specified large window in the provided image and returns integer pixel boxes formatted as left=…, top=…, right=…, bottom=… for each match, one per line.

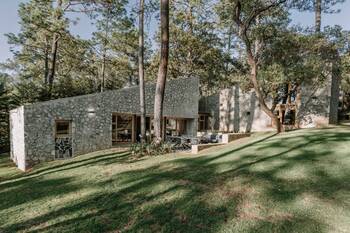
left=135, top=116, right=154, bottom=142
left=198, top=114, right=209, bottom=131
left=166, top=118, right=186, bottom=136
left=112, top=114, right=133, bottom=143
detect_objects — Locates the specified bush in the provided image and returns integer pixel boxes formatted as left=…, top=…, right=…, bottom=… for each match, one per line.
left=129, top=141, right=174, bottom=157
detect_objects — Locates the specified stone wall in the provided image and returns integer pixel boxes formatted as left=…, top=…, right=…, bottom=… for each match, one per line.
left=11, top=77, right=199, bottom=170
left=9, top=106, right=26, bottom=171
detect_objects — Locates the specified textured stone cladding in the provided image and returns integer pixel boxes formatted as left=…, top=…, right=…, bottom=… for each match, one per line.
left=19, top=77, right=199, bottom=168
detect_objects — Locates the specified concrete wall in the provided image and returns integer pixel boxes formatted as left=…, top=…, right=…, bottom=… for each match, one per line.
left=11, top=77, right=199, bottom=170
left=200, top=86, right=273, bottom=133
left=297, top=73, right=339, bottom=128
left=329, top=72, right=340, bottom=124
left=9, top=106, right=26, bottom=171
left=201, top=73, right=339, bottom=132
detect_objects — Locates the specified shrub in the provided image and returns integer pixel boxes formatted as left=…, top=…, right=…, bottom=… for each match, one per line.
left=129, top=141, right=174, bottom=157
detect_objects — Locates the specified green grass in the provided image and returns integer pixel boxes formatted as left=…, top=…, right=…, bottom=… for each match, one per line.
left=0, top=127, right=350, bottom=233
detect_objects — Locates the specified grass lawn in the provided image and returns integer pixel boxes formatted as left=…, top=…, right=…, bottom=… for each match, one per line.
left=0, top=126, right=349, bottom=233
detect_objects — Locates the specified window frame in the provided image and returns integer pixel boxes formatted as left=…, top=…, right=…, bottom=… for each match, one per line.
left=55, top=120, right=72, bottom=138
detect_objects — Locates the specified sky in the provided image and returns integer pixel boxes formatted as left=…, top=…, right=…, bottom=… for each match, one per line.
left=1, top=0, right=350, bottom=64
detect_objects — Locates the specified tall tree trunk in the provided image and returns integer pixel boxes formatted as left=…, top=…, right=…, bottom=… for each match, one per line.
left=48, top=0, right=63, bottom=95
left=249, top=58, right=282, bottom=133
left=315, top=0, right=322, bottom=33
left=186, top=3, right=193, bottom=76
left=101, top=7, right=110, bottom=93
left=44, top=36, right=49, bottom=84
left=294, top=84, right=302, bottom=128
left=154, top=0, right=169, bottom=145
left=139, top=0, right=146, bottom=143
left=101, top=52, right=106, bottom=92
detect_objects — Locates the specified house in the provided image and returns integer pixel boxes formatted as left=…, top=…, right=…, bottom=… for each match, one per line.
left=9, top=74, right=339, bottom=171
left=10, top=77, right=199, bottom=171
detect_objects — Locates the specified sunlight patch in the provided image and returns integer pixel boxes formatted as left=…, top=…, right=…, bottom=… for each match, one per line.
left=249, top=159, right=287, bottom=173
left=274, top=164, right=309, bottom=180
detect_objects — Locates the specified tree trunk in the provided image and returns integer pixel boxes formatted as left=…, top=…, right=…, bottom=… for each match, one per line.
left=154, top=0, right=169, bottom=145
left=315, top=0, right=322, bottom=33
left=294, top=84, right=302, bottom=128
left=44, top=36, right=49, bottom=84
left=101, top=52, right=106, bottom=92
left=100, top=7, right=111, bottom=93
left=48, top=0, right=63, bottom=95
left=186, top=3, right=193, bottom=76
left=139, top=0, right=146, bottom=143
left=249, top=59, right=282, bottom=133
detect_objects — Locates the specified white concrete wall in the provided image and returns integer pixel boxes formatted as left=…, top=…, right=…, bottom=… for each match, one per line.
left=298, top=77, right=332, bottom=128
left=219, top=87, right=273, bottom=133
left=10, top=106, right=26, bottom=171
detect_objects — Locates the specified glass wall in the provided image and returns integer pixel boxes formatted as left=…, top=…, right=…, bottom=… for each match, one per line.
left=112, top=114, right=133, bottom=143
left=166, top=118, right=186, bottom=137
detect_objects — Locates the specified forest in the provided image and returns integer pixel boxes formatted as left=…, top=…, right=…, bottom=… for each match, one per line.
left=1, top=0, right=350, bottom=152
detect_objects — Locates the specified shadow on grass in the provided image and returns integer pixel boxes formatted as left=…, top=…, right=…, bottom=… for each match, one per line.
left=0, top=150, right=137, bottom=189
left=1, top=129, right=350, bottom=232
left=0, top=177, right=79, bottom=211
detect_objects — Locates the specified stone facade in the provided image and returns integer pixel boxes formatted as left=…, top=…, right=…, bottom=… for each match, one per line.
left=10, top=77, right=199, bottom=171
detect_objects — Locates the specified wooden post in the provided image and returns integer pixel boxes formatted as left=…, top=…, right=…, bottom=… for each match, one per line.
left=132, top=115, right=136, bottom=143
left=162, top=117, right=166, bottom=140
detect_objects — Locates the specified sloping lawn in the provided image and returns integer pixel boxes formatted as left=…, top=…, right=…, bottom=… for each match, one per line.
left=0, top=127, right=349, bottom=233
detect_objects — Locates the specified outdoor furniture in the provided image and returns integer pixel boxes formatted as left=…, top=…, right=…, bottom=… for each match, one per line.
left=166, top=136, right=195, bottom=150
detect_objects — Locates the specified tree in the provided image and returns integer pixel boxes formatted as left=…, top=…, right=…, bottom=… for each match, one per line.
left=3, top=0, right=98, bottom=101
left=154, top=0, right=169, bottom=144
left=47, top=0, right=64, bottom=95
left=0, top=73, right=16, bottom=153
left=88, top=0, right=137, bottom=92
left=229, top=0, right=287, bottom=133
left=139, top=0, right=146, bottom=143
left=147, top=0, right=237, bottom=95
left=315, top=0, right=322, bottom=32
left=323, top=26, right=350, bottom=114
left=292, top=0, right=345, bottom=33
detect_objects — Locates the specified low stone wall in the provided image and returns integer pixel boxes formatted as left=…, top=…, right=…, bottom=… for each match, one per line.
left=191, top=143, right=225, bottom=154
left=221, top=133, right=251, bottom=144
